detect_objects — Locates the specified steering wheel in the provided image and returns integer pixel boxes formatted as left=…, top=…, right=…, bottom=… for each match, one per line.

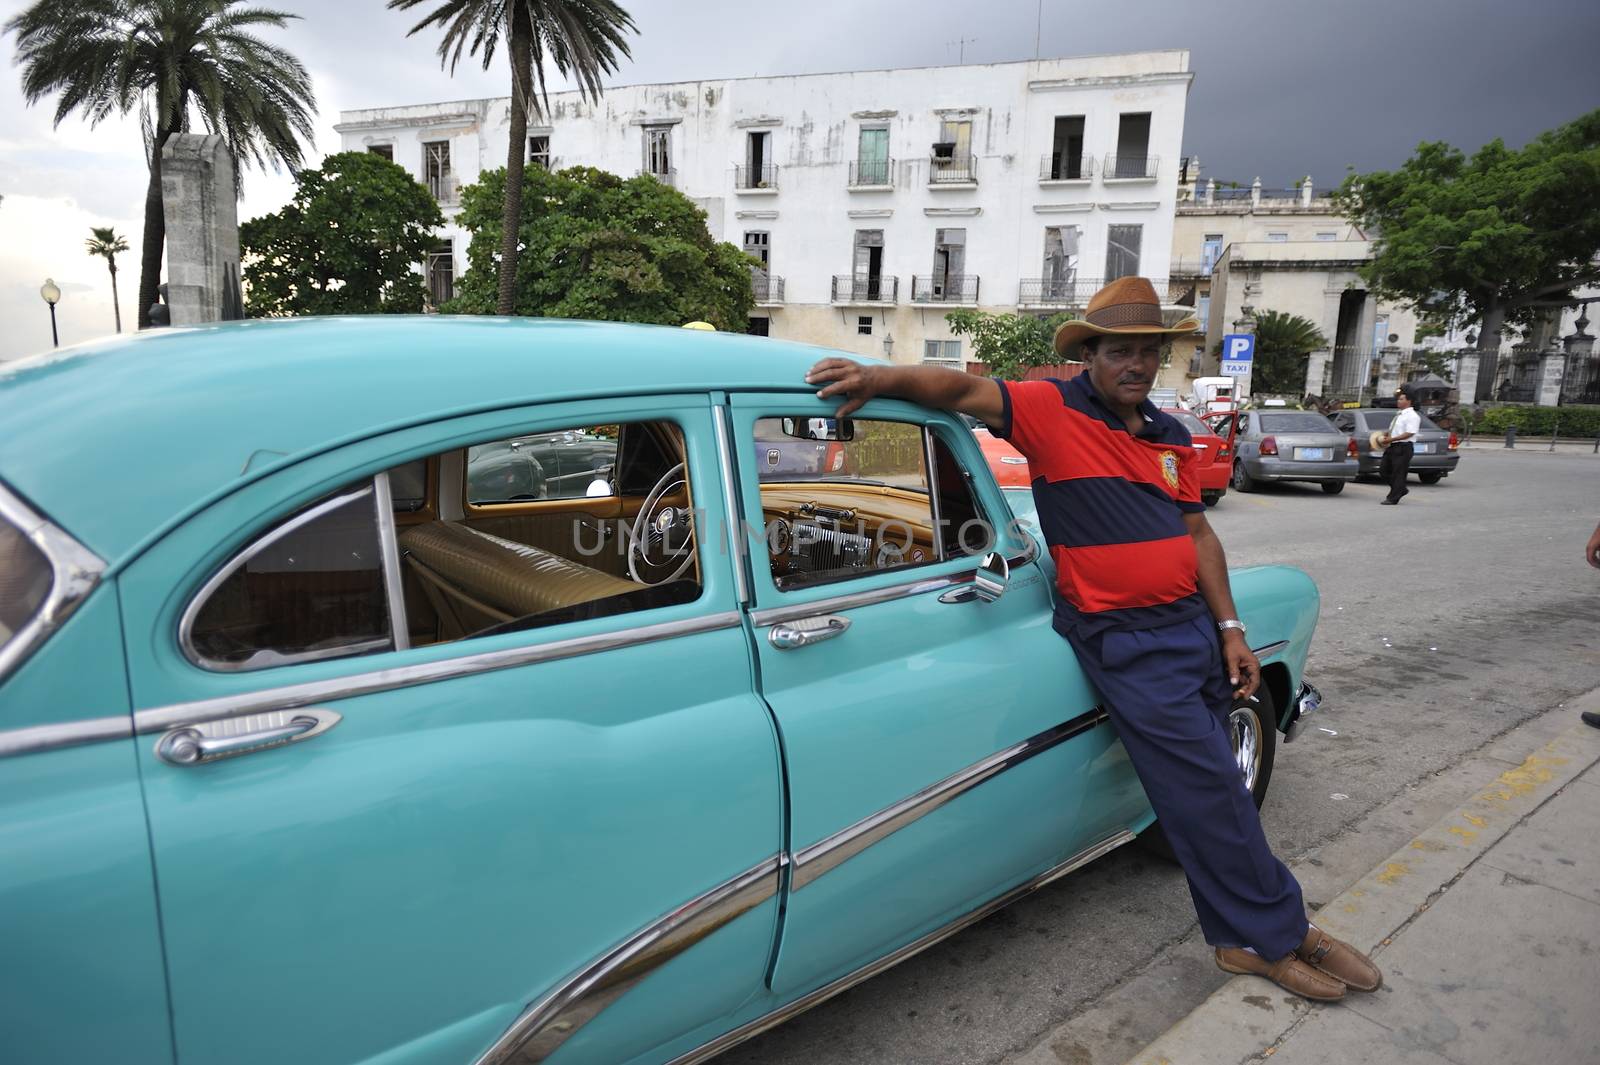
left=628, top=463, right=697, bottom=585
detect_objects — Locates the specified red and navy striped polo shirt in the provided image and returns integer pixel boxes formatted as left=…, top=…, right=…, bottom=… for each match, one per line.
left=993, top=374, right=1207, bottom=639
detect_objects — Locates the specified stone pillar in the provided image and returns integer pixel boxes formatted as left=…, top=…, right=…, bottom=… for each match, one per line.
left=160, top=134, right=242, bottom=325
left=1536, top=345, right=1566, bottom=407
left=1453, top=349, right=1481, bottom=404
left=1304, top=348, right=1332, bottom=398
left=1250, top=177, right=1261, bottom=209
left=1204, top=178, right=1215, bottom=206
left=1300, top=178, right=1313, bottom=207
left=1376, top=344, right=1403, bottom=397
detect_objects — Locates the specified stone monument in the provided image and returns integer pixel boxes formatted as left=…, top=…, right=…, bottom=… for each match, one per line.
left=160, top=134, right=244, bottom=325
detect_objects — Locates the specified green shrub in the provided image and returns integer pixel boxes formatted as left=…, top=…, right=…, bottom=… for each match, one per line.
left=1468, top=405, right=1600, bottom=436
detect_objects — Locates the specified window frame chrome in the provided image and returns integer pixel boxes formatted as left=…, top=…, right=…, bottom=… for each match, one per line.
left=0, top=480, right=106, bottom=687
left=371, top=472, right=410, bottom=652
left=177, top=482, right=393, bottom=673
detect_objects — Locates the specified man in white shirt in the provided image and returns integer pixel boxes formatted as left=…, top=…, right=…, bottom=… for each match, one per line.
left=1379, top=391, right=1421, bottom=505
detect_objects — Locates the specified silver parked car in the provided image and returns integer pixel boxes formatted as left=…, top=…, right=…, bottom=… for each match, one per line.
left=1230, top=409, right=1358, bottom=495
left=1329, top=408, right=1461, bottom=484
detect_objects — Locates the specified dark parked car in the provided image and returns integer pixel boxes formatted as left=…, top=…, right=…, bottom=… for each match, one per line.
left=468, top=429, right=619, bottom=501
left=1329, top=408, right=1461, bottom=484
left=1229, top=409, right=1359, bottom=495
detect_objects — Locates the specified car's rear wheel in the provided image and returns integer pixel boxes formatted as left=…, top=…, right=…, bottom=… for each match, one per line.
left=1320, top=481, right=1345, bottom=495
left=1139, top=689, right=1278, bottom=863
left=1418, top=471, right=1444, bottom=485
left=1232, top=461, right=1258, bottom=493
left=1202, top=489, right=1224, bottom=507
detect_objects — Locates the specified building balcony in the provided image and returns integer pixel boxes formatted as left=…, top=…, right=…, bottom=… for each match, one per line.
left=911, top=275, right=980, bottom=304
left=1103, top=154, right=1159, bottom=181
left=928, top=153, right=977, bottom=187
left=831, top=275, right=898, bottom=305
left=1039, top=154, right=1095, bottom=183
left=751, top=271, right=785, bottom=306
left=1018, top=276, right=1172, bottom=308
left=734, top=164, right=779, bottom=192
left=639, top=167, right=678, bottom=187
left=426, top=173, right=459, bottom=205
left=1169, top=257, right=1218, bottom=279
left=848, top=159, right=894, bottom=189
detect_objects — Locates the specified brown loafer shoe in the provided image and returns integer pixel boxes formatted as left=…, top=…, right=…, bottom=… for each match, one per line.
left=1296, top=926, right=1383, bottom=992
left=1215, top=947, right=1346, bottom=1002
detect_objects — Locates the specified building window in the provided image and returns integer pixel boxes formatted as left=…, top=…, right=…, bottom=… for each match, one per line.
left=1112, top=112, right=1152, bottom=177
left=368, top=144, right=393, bottom=161
left=643, top=125, right=673, bottom=180
left=748, top=317, right=770, bottom=337
left=855, top=126, right=890, bottom=186
left=423, top=140, right=452, bottom=201
left=1316, top=231, right=1338, bottom=241
left=1105, top=224, right=1143, bottom=281
left=857, top=316, right=873, bottom=336
left=528, top=135, right=550, bottom=169
left=852, top=229, right=886, bottom=300
left=1268, top=232, right=1289, bottom=243
left=743, top=230, right=770, bottom=269
left=931, top=228, right=967, bottom=298
left=1201, top=234, right=1224, bottom=274
left=923, top=339, right=962, bottom=367
left=427, top=242, right=454, bottom=307
left=1197, top=295, right=1211, bottom=328
left=1043, top=225, right=1081, bottom=297
left=741, top=131, right=775, bottom=188
left=1048, top=115, right=1086, bottom=179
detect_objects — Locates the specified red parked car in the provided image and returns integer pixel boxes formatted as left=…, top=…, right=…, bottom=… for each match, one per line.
left=973, top=426, right=1033, bottom=488
left=1162, top=408, right=1233, bottom=507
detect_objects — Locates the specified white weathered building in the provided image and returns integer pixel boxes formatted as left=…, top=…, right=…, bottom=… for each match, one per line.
left=335, top=51, right=1195, bottom=364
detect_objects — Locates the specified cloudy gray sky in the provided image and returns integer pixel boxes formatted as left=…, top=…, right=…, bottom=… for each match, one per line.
left=2, top=0, right=1596, bottom=361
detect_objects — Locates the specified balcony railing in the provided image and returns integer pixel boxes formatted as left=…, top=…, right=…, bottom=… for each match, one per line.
left=426, top=173, right=459, bottom=204
left=831, top=275, right=898, bottom=304
left=848, top=158, right=894, bottom=187
left=751, top=271, right=785, bottom=305
left=911, top=275, right=980, bottom=303
left=1039, top=154, right=1094, bottom=181
left=735, top=164, right=779, bottom=191
left=929, top=153, right=977, bottom=185
left=1019, top=277, right=1172, bottom=306
left=1103, top=153, right=1159, bottom=180
left=640, top=168, right=678, bottom=187
left=1169, top=257, right=1219, bottom=279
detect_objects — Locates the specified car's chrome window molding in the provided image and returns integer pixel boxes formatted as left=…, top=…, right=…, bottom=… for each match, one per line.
left=0, top=481, right=106, bottom=687
left=371, top=472, right=410, bottom=652
left=1253, top=640, right=1290, bottom=660
left=923, top=426, right=947, bottom=563
left=712, top=404, right=751, bottom=607
left=177, top=483, right=387, bottom=672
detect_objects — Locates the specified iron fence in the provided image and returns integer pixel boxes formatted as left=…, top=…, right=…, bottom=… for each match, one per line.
left=1497, top=349, right=1541, bottom=402
left=1018, top=276, right=1171, bottom=306
left=929, top=154, right=978, bottom=184
left=1562, top=353, right=1600, bottom=405
left=750, top=272, right=785, bottom=304
left=831, top=274, right=898, bottom=303
left=911, top=275, right=980, bottom=303
left=849, top=158, right=894, bottom=187
left=734, top=164, right=779, bottom=190
left=1103, top=154, right=1158, bottom=180
left=1039, top=154, right=1094, bottom=181
left=1325, top=347, right=1378, bottom=401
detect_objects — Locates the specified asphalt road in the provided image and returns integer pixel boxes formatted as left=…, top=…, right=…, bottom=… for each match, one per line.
left=722, top=445, right=1600, bottom=1065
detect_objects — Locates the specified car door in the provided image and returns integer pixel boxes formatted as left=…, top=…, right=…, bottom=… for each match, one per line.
left=118, top=396, right=783, bottom=1065
left=726, top=394, right=1147, bottom=999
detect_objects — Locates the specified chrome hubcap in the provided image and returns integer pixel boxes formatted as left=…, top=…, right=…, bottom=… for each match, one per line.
left=1228, top=705, right=1262, bottom=792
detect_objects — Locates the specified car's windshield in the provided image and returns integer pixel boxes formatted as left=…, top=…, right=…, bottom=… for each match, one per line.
left=1259, top=412, right=1336, bottom=433
left=1166, top=410, right=1210, bottom=436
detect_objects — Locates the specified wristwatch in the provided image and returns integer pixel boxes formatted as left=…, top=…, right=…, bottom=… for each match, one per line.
left=1217, top=619, right=1247, bottom=636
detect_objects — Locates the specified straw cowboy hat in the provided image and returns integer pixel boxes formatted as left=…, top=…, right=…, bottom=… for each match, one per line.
left=1052, top=276, right=1201, bottom=359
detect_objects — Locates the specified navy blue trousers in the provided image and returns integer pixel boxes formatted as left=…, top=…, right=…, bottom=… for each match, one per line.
left=1067, top=614, right=1308, bottom=958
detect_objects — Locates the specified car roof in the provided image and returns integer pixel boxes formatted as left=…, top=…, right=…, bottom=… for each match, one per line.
left=0, top=316, right=854, bottom=564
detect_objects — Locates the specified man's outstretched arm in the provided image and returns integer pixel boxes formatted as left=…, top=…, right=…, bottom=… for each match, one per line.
left=806, top=358, right=1005, bottom=424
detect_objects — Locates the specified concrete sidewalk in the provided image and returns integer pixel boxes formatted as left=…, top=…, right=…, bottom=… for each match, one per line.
left=1120, top=702, right=1600, bottom=1065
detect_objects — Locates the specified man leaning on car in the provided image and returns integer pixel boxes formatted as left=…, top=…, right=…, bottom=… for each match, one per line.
left=806, top=276, right=1383, bottom=1003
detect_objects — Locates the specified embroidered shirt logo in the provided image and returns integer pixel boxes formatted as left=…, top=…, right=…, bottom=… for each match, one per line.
left=1159, top=450, right=1180, bottom=491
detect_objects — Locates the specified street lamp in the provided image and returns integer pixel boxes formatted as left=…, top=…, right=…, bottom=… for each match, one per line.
left=40, top=278, right=61, bottom=348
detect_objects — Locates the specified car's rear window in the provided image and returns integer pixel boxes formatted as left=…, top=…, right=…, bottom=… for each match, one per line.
left=1259, top=412, right=1336, bottom=433
left=0, top=514, right=53, bottom=660
left=1362, top=411, right=1441, bottom=431
left=1166, top=410, right=1210, bottom=436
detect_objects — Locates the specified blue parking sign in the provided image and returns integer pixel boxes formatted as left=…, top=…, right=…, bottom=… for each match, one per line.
left=1220, top=333, right=1255, bottom=376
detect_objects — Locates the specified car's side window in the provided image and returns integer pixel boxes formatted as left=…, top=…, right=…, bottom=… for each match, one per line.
left=184, top=419, right=698, bottom=672
left=467, top=427, right=620, bottom=504
left=751, top=416, right=990, bottom=590
left=185, top=484, right=394, bottom=671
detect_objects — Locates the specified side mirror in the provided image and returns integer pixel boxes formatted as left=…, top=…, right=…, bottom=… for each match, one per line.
left=938, top=551, right=1010, bottom=605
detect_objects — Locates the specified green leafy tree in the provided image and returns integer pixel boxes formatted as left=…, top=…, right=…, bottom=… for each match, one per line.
left=1336, top=109, right=1600, bottom=355
left=389, top=0, right=636, bottom=317
left=8, top=0, right=317, bottom=329
left=84, top=226, right=130, bottom=332
left=1249, top=310, right=1326, bottom=394
left=945, top=310, right=1073, bottom=380
left=450, top=165, right=754, bottom=328
left=240, top=152, right=444, bottom=317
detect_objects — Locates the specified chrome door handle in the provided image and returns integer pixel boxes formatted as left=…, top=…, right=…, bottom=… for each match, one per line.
left=768, top=615, right=850, bottom=650
left=156, top=708, right=341, bottom=766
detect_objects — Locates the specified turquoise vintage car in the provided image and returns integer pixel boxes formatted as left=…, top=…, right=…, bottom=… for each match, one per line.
left=0, top=318, right=1322, bottom=1065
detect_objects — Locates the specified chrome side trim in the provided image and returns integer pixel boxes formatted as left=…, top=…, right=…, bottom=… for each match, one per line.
left=474, top=854, right=784, bottom=1065
left=1284, top=681, right=1323, bottom=744
left=0, top=715, right=133, bottom=759
left=177, top=484, right=377, bottom=671
left=1252, top=639, right=1290, bottom=660
left=134, top=611, right=743, bottom=737
left=923, top=426, right=945, bottom=563
left=792, top=708, right=1109, bottom=890
left=666, top=830, right=1139, bottom=1065
left=712, top=405, right=751, bottom=606
left=749, top=540, right=1038, bottom=628
left=372, top=472, right=410, bottom=652
left=0, top=481, right=106, bottom=686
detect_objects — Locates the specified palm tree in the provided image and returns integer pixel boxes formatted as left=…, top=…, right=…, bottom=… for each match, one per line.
left=85, top=226, right=131, bottom=332
left=7, top=1, right=316, bottom=328
left=389, top=0, right=636, bottom=315
left=1250, top=310, right=1328, bottom=395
